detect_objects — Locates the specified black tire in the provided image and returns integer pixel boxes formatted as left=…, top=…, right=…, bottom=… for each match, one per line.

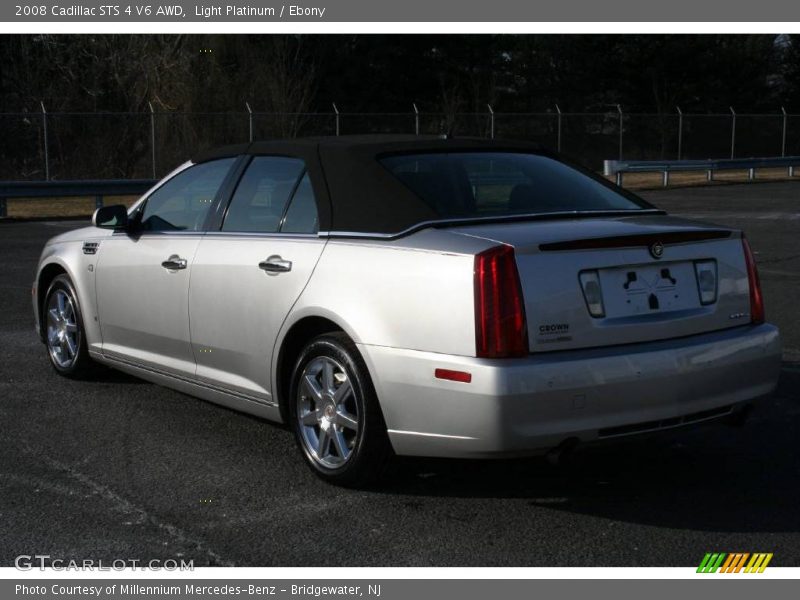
left=289, top=332, right=392, bottom=487
left=43, top=274, right=98, bottom=378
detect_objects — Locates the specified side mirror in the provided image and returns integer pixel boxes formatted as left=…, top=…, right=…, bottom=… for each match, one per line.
left=92, top=204, right=129, bottom=230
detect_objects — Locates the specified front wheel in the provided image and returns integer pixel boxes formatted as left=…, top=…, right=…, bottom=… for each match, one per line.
left=44, top=274, right=97, bottom=378
left=289, top=332, right=392, bottom=486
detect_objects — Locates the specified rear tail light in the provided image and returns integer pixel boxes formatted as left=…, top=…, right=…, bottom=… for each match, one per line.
left=742, top=235, right=765, bottom=324
left=474, top=245, right=528, bottom=358
left=693, top=260, right=718, bottom=305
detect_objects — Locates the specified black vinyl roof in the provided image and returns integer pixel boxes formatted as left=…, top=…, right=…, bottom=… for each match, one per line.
left=190, top=136, right=606, bottom=236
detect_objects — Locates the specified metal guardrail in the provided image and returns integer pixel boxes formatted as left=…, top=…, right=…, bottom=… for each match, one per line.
left=3, top=155, right=800, bottom=218
left=604, top=156, right=800, bottom=187
left=0, top=179, right=156, bottom=218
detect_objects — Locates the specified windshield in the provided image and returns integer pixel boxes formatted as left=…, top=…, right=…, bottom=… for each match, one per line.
left=380, top=152, right=649, bottom=219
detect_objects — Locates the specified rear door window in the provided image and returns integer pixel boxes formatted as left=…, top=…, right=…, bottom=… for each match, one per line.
left=280, top=173, right=319, bottom=234
left=222, top=157, right=305, bottom=233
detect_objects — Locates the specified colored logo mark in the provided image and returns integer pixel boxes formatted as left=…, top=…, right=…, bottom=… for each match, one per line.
left=697, top=552, right=773, bottom=573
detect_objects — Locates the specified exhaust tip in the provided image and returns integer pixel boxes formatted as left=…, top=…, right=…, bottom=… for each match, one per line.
left=545, top=437, right=580, bottom=466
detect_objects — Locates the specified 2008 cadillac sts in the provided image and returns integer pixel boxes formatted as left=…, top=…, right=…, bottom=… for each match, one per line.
left=32, top=136, right=782, bottom=485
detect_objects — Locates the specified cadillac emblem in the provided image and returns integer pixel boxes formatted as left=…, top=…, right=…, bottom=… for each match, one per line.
left=649, top=241, right=664, bottom=259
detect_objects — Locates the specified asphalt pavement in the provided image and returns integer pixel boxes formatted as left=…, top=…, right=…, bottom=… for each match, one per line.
left=1, top=181, right=799, bottom=567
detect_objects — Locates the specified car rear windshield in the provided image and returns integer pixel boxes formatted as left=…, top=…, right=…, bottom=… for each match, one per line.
left=380, top=152, right=648, bottom=219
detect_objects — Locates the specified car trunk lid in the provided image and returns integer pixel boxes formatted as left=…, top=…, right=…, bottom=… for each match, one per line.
left=448, top=214, right=752, bottom=353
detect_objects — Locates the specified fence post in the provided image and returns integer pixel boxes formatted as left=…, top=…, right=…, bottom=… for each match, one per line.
left=487, top=104, right=495, bottom=139
left=40, top=101, right=50, bottom=181
left=729, top=106, right=736, bottom=159
left=245, top=102, right=253, bottom=142
left=676, top=106, right=683, bottom=160
left=332, top=103, right=340, bottom=136
left=781, top=106, right=787, bottom=158
left=413, top=103, right=419, bottom=135
left=148, top=102, right=156, bottom=179
left=555, top=104, right=562, bottom=152
left=617, top=104, right=623, bottom=161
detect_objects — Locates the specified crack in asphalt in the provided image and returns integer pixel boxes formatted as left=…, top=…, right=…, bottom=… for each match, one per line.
left=10, top=438, right=235, bottom=567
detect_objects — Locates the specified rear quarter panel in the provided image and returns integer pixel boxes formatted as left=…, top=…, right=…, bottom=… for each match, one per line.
left=286, top=230, right=492, bottom=356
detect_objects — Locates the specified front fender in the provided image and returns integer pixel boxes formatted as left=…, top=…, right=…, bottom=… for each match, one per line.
left=34, top=242, right=102, bottom=351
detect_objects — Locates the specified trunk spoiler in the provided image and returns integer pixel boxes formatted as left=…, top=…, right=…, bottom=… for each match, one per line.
left=539, top=229, right=733, bottom=252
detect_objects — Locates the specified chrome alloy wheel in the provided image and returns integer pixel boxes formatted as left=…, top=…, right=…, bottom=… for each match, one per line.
left=46, top=289, right=80, bottom=369
left=296, top=356, right=360, bottom=469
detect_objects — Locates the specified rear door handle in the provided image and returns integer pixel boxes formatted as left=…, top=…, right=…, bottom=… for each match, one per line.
left=161, top=255, right=188, bottom=270
left=259, top=255, right=292, bottom=274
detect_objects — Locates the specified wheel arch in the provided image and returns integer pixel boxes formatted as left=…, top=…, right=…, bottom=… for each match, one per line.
left=36, top=260, right=71, bottom=342
left=274, top=311, right=364, bottom=424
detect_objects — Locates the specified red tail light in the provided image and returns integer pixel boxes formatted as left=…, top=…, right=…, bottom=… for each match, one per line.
left=742, top=235, right=765, bottom=324
left=474, top=245, right=528, bottom=358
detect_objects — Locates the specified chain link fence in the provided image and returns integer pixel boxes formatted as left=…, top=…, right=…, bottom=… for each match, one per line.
left=1, top=107, right=798, bottom=181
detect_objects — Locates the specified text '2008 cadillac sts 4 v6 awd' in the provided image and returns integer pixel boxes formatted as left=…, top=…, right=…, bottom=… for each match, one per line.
left=32, top=136, right=781, bottom=485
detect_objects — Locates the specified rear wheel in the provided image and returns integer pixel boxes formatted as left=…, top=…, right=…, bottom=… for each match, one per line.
left=44, top=274, right=97, bottom=378
left=289, top=332, right=392, bottom=486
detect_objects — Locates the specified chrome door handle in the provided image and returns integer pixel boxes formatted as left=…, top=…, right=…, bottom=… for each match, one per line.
left=161, top=255, right=188, bottom=270
left=259, top=255, right=292, bottom=274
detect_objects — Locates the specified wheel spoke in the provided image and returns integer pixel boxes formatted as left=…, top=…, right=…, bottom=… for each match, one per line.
left=317, top=427, right=331, bottom=458
left=302, top=374, right=324, bottom=403
left=335, top=410, right=359, bottom=432
left=56, top=292, right=66, bottom=318
left=332, top=429, right=349, bottom=458
left=301, top=411, right=319, bottom=426
left=65, top=323, right=78, bottom=332
left=48, top=308, right=61, bottom=325
left=63, top=298, right=75, bottom=320
left=64, top=335, right=77, bottom=357
left=322, top=361, right=335, bottom=394
left=47, top=327, right=59, bottom=345
left=333, top=379, right=352, bottom=404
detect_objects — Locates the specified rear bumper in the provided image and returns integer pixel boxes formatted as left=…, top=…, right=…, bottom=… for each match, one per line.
left=358, top=324, right=781, bottom=458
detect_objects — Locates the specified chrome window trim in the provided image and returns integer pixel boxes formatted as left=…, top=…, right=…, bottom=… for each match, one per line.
left=204, top=231, right=323, bottom=240
left=110, top=230, right=206, bottom=239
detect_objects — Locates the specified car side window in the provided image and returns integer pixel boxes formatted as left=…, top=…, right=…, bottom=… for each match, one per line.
left=280, top=173, right=319, bottom=234
left=139, top=158, right=235, bottom=232
left=222, top=157, right=305, bottom=233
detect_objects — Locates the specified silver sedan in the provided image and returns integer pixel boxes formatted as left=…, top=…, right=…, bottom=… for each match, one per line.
left=32, top=136, right=782, bottom=485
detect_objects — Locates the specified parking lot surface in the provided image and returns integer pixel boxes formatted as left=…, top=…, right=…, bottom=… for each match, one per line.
left=1, top=181, right=799, bottom=566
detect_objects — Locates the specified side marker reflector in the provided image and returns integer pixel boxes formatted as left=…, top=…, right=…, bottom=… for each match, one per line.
left=435, top=368, right=472, bottom=383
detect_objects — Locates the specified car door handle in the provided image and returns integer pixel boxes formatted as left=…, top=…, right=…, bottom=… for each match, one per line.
left=259, top=255, right=292, bottom=274
left=161, top=255, right=188, bottom=270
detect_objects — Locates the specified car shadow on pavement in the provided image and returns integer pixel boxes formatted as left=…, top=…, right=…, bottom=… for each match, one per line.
left=84, top=365, right=146, bottom=384
left=374, top=362, right=800, bottom=534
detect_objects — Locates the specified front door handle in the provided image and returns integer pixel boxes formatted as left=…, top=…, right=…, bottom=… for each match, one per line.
left=259, top=255, right=292, bottom=274
left=161, top=255, right=188, bottom=270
